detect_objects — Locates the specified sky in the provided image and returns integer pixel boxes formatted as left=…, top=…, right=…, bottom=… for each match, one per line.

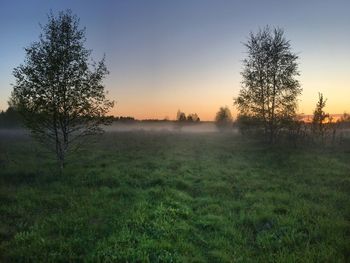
left=0, top=0, right=349, bottom=120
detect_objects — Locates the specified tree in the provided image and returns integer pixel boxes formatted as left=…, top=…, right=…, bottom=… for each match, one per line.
left=215, top=106, right=233, bottom=131
left=10, top=10, right=114, bottom=171
left=338, top=113, right=350, bottom=141
left=187, top=113, right=200, bottom=122
left=0, top=107, right=21, bottom=128
left=176, top=110, right=187, bottom=122
left=339, top=113, right=350, bottom=129
left=312, top=93, right=329, bottom=139
left=234, top=26, right=301, bottom=143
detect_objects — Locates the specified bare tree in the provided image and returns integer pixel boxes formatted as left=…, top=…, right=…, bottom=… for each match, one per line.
left=235, top=26, right=301, bottom=143
left=10, top=10, right=114, bottom=171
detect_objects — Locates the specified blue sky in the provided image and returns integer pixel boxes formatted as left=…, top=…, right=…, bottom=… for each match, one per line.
left=0, top=0, right=349, bottom=119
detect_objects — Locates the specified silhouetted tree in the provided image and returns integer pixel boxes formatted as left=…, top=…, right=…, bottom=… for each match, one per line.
left=340, top=113, right=350, bottom=122
left=116, top=116, right=135, bottom=122
left=176, top=110, right=187, bottom=122
left=187, top=113, right=200, bottom=122
left=0, top=107, right=21, bottom=128
left=10, top=10, right=114, bottom=171
left=337, top=113, right=350, bottom=142
left=339, top=113, right=350, bottom=129
left=215, top=106, right=232, bottom=131
left=312, top=93, right=329, bottom=141
left=235, top=26, right=301, bottom=143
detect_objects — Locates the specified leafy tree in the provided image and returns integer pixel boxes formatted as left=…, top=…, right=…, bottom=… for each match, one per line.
left=312, top=93, right=329, bottom=139
left=235, top=26, right=301, bottom=143
left=176, top=110, right=187, bottom=122
left=215, top=106, right=232, bottom=131
left=10, top=10, right=114, bottom=170
left=340, top=113, right=350, bottom=122
left=187, top=113, right=200, bottom=122
left=339, top=113, right=350, bottom=129
left=338, top=113, right=350, bottom=140
left=0, top=107, right=21, bottom=128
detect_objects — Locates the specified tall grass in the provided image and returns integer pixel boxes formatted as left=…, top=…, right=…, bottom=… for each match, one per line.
left=0, top=131, right=349, bottom=262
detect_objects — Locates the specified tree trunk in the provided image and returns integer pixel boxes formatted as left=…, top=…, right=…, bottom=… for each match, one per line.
left=58, top=157, right=64, bottom=174
left=269, top=74, right=277, bottom=144
left=53, top=110, right=65, bottom=174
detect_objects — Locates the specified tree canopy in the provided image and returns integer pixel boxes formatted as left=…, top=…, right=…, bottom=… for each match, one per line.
left=235, top=26, right=301, bottom=143
left=11, top=10, right=114, bottom=170
left=215, top=106, right=233, bottom=131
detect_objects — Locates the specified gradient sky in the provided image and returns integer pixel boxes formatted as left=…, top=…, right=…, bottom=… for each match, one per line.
left=0, top=0, right=349, bottom=120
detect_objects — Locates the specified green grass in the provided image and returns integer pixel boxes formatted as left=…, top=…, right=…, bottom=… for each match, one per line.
left=0, top=131, right=349, bottom=262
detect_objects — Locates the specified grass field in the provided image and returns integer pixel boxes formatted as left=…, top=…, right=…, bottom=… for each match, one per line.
left=0, top=131, right=349, bottom=262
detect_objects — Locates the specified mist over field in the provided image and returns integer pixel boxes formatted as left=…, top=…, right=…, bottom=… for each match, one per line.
left=104, top=121, right=224, bottom=133
left=0, top=122, right=227, bottom=136
left=0, top=128, right=29, bottom=138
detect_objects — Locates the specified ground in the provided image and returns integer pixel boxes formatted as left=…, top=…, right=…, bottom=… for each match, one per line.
left=0, top=131, right=349, bottom=262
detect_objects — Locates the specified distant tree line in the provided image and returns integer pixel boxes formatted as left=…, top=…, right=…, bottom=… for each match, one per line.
left=176, top=110, right=200, bottom=123
left=236, top=88, right=350, bottom=146
left=0, top=107, right=21, bottom=128
left=296, top=94, right=350, bottom=146
left=113, top=116, right=136, bottom=122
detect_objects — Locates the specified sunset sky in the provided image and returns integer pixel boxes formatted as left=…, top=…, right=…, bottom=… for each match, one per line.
left=0, top=0, right=349, bottom=120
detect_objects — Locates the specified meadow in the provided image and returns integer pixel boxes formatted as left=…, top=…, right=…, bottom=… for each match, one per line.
left=0, top=129, right=349, bottom=262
